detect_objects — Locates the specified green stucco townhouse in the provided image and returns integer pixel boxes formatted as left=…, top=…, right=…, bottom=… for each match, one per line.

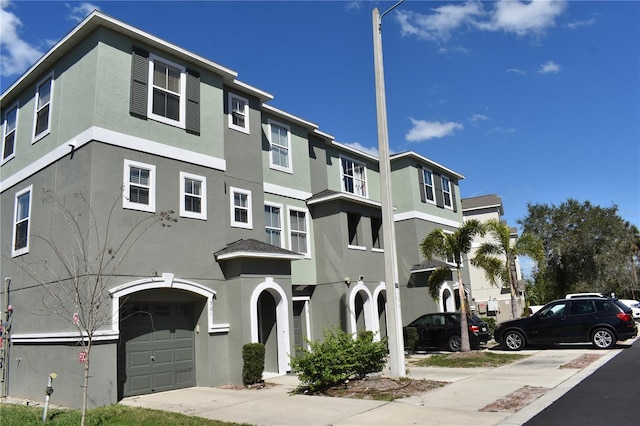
left=0, top=11, right=467, bottom=408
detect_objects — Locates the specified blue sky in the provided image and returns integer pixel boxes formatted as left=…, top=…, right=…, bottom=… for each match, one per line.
left=2, top=0, right=639, bottom=234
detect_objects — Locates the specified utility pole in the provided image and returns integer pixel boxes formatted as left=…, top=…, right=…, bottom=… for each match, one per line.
left=372, top=1, right=406, bottom=378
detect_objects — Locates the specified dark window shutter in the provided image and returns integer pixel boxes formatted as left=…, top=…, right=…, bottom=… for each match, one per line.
left=185, top=68, right=200, bottom=135
left=434, top=172, right=444, bottom=208
left=130, top=47, right=149, bottom=118
left=417, top=165, right=426, bottom=203
left=451, top=181, right=458, bottom=212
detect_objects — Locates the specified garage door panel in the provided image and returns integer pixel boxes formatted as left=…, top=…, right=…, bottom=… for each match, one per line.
left=121, top=302, right=195, bottom=397
left=175, top=347, right=193, bottom=362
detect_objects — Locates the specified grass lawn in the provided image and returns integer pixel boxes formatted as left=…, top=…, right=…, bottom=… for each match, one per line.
left=0, top=403, right=250, bottom=426
left=410, top=351, right=528, bottom=368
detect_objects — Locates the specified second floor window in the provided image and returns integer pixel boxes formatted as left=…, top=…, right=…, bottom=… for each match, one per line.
left=180, top=172, right=206, bottom=220
left=371, top=216, right=383, bottom=250
left=347, top=212, right=362, bottom=247
left=341, top=157, right=367, bottom=197
left=230, top=187, right=252, bottom=229
left=3, top=103, right=18, bottom=162
left=13, top=185, right=32, bottom=257
left=269, top=120, right=291, bottom=172
left=422, top=169, right=435, bottom=203
left=265, top=204, right=283, bottom=247
left=123, top=160, right=156, bottom=212
left=149, top=57, right=185, bottom=126
left=289, top=208, right=309, bottom=256
left=228, top=93, right=249, bottom=133
left=34, top=74, right=53, bottom=140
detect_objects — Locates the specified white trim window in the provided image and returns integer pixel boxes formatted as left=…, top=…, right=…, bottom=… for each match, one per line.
left=180, top=172, right=207, bottom=220
left=422, top=168, right=435, bottom=203
left=230, top=187, right=252, bottom=229
left=123, top=160, right=156, bottom=212
left=288, top=207, right=310, bottom=257
left=341, top=157, right=367, bottom=197
left=148, top=54, right=186, bottom=127
left=2, top=102, right=18, bottom=163
left=33, top=73, right=53, bottom=142
left=228, top=93, right=249, bottom=133
left=264, top=203, right=284, bottom=247
left=442, top=176, right=453, bottom=209
left=12, top=185, right=33, bottom=257
left=268, top=119, right=291, bottom=173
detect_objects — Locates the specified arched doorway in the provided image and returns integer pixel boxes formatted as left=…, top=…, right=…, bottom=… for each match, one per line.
left=349, top=282, right=376, bottom=336
left=373, top=283, right=387, bottom=341
left=440, top=284, right=455, bottom=312
left=250, top=278, right=290, bottom=376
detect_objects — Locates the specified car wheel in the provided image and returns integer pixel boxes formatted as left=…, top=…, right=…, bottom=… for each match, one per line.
left=503, top=330, right=525, bottom=351
left=591, top=328, right=616, bottom=349
left=448, top=335, right=462, bottom=352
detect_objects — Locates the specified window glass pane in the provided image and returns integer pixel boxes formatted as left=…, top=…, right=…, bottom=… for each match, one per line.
left=167, top=67, right=181, bottom=93
left=15, top=221, right=28, bottom=249
left=152, top=89, right=166, bottom=116
left=35, top=105, right=49, bottom=135
left=166, top=94, right=180, bottom=120
left=38, top=79, right=51, bottom=107
left=130, top=167, right=149, bottom=185
left=3, top=133, right=15, bottom=159
left=17, top=192, right=30, bottom=220
left=154, top=62, right=167, bottom=88
left=6, top=108, right=17, bottom=131
left=234, top=192, right=247, bottom=208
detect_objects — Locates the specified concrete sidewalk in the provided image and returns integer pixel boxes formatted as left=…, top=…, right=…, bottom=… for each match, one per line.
left=119, top=343, right=632, bottom=426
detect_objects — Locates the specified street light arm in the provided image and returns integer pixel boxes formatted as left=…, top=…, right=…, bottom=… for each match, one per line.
left=380, top=0, right=406, bottom=21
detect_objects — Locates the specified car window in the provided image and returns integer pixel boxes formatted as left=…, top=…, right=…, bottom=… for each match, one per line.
left=569, top=300, right=595, bottom=315
left=594, top=300, right=612, bottom=312
left=431, top=314, right=446, bottom=326
left=539, top=302, right=567, bottom=318
left=410, top=316, right=432, bottom=327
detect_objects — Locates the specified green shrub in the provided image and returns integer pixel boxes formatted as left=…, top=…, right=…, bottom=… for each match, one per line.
left=480, top=316, right=497, bottom=335
left=290, top=327, right=388, bottom=393
left=242, top=343, right=265, bottom=385
left=404, top=327, right=418, bottom=353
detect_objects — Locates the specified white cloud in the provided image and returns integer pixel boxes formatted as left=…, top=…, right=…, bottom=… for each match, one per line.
left=406, top=118, right=463, bottom=142
left=0, top=1, right=45, bottom=77
left=479, top=0, right=567, bottom=36
left=507, top=68, right=527, bottom=75
left=469, top=113, right=490, bottom=124
left=566, top=18, right=596, bottom=30
left=538, top=60, right=561, bottom=74
left=66, top=2, right=100, bottom=23
left=397, top=0, right=567, bottom=42
left=396, top=2, right=485, bottom=41
left=487, top=126, right=516, bottom=135
left=340, top=141, right=381, bottom=158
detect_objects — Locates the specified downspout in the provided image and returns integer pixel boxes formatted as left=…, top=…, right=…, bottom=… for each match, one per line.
left=2, top=278, right=11, bottom=397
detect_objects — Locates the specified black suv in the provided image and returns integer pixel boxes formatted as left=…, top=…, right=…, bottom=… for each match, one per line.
left=403, top=312, right=491, bottom=352
left=494, top=297, right=637, bottom=351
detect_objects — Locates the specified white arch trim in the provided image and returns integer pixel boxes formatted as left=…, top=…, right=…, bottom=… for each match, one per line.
left=439, top=282, right=455, bottom=312
left=348, top=282, right=377, bottom=337
left=371, top=282, right=387, bottom=342
left=250, top=277, right=291, bottom=375
left=109, top=272, right=226, bottom=334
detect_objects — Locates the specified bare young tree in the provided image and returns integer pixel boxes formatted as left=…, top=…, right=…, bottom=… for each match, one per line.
left=7, top=189, right=176, bottom=425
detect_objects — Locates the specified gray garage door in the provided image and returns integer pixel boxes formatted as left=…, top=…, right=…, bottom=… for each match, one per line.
left=120, top=302, right=195, bottom=397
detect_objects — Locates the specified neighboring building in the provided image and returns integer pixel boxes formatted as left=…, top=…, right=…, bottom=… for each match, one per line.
left=462, top=194, right=524, bottom=323
left=1, top=12, right=464, bottom=407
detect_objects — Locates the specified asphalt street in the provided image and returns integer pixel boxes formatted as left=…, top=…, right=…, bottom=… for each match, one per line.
left=524, top=337, right=639, bottom=426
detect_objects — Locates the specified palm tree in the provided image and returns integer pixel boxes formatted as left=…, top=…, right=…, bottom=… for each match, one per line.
left=472, top=219, right=543, bottom=319
left=420, top=219, right=484, bottom=352
left=626, top=223, right=639, bottom=299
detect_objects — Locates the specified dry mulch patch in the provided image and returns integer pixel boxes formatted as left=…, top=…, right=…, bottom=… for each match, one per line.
left=479, top=386, right=548, bottom=413
left=560, top=354, right=603, bottom=369
left=322, top=376, right=448, bottom=400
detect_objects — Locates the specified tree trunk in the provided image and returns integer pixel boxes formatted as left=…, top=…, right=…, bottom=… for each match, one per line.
left=509, top=258, right=519, bottom=319
left=81, top=346, right=90, bottom=426
left=457, top=269, right=471, bottom=352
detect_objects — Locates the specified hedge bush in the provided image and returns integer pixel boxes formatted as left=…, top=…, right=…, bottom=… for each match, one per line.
left=290, top=327, right=388, bottom=393
left=242, top=343, right=265, bottom=385
left=404, top=326, right=418, bottom=353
